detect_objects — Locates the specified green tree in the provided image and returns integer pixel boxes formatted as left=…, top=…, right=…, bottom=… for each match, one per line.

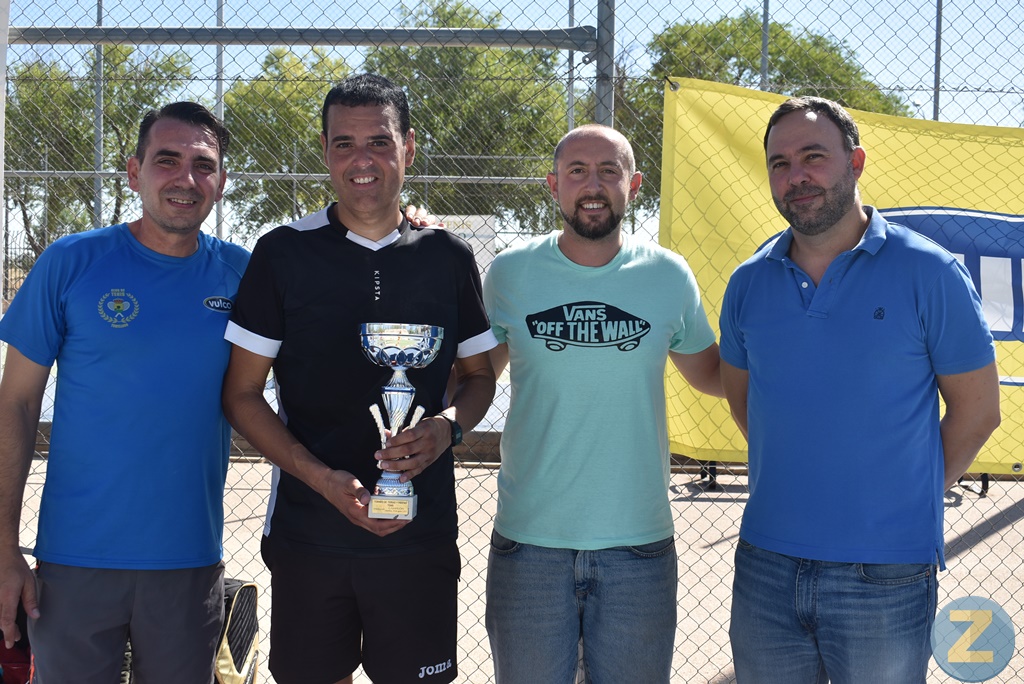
left=615, top=10, right=911, bottom=215
left=5, top=45, right=190, bottom=262
left=363, top=0, right=567, bottom=233
left=223, top=48, right=350, bottom=242
left=5, top=59, right=93, bottom=261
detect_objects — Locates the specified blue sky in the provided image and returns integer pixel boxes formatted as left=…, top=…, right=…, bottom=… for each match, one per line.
left=8, top=0, right=1023, bottom=126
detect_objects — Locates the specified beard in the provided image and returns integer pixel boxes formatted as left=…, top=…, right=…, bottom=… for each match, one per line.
left=560, top=199, right=624, bottom=241
left=774, top=163, right=858, bottom=237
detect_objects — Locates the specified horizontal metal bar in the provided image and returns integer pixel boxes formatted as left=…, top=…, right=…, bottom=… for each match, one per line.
left=5, top=170, right=123, bottom=180
left=410, top=174, right=548, bottom=185
left=5, top=170, right=548, bottom=185
left=232, top=172, right=548, bottom=185
left=8, top=26, right=597, bottom=52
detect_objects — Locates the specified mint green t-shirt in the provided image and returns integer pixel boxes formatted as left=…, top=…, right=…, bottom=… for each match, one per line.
left=483, top=232, right=716, bottom=549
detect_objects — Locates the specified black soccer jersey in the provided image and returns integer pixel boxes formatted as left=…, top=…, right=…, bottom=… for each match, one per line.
left=228, top=205, right=492, bottom=556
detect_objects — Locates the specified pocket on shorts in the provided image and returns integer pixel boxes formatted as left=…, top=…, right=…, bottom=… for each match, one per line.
left=489, top=529, right=521, bottom=555
left=624, top=536, right=675, bottom=558
left=857, top=562, right=933, bottom=585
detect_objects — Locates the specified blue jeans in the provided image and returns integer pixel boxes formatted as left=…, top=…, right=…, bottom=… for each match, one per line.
left=729, top=539, right=937, bottom=684
left=485, top=530, right=677, bottom=684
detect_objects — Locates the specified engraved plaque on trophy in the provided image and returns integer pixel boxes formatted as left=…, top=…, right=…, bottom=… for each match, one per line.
left=359, top=322, right=444, bottom=520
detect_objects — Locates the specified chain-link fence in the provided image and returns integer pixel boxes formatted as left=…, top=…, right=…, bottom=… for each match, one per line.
left=5, top=0, right=1024, bottom=681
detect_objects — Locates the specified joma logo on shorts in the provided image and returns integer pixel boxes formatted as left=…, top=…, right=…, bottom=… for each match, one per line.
left=418, top=659, right=452, bottom=678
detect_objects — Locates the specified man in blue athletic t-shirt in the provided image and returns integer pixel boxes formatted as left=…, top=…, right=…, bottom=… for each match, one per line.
left=0, top=103, right=248, bottom=683
left=720, top=96, right=1001, bottom=683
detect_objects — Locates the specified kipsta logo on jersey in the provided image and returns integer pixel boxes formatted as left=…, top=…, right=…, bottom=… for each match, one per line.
left=527, top=301, right=650, bottom=351
left=97, top=289, right=140, bottom=329
left=204, top=296, right=234, bottom=313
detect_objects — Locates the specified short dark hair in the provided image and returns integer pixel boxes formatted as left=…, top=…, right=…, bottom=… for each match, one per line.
left=764, top=97, right=860, bottom=152
left=321, top=73, right=411, bottom=138
left=136, top=102, right=230, bottom=164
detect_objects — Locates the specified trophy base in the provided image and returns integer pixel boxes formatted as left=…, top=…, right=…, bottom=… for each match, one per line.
left=368, top=494, right=418, bottom=520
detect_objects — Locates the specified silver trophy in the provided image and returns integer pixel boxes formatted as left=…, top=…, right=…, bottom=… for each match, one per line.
left=360, top=322, right=445, bottom=519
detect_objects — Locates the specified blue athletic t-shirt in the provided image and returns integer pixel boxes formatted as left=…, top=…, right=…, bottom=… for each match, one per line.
left=0, top=224, right=249, bottom=569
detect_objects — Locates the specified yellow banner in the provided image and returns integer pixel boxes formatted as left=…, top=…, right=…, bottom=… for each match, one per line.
left=661, top=78, right=1024, bottom=474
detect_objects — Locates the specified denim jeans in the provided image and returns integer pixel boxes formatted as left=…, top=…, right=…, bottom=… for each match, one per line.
left=729, top=539, right=937, bottom=684
left=485, top=530, right=677, bottom=684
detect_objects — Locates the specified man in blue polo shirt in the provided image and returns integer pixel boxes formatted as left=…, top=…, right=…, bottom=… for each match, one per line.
left=720, top=97, right=1001, bottom=683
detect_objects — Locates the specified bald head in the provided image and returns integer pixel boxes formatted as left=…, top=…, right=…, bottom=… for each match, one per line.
left=546, top=124, right=642, bottom=247
left=553, top=124, right=637, bottom=175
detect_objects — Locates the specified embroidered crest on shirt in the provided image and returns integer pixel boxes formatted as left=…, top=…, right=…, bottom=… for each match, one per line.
left=97, top=289, right=140, bottom=329
left=526, top=301, right=651, bottom=352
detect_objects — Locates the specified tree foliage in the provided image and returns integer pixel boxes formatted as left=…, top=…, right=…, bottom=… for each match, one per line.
left=5, top=46, right=190, bottom=262
left=5, top=60, right=92, bottom=263
left=616, top=10, right=911, bottom=215
left=223, top=48, right=350, bottom=241
left=363, top=0, right=567, bottom=233
left=3, top=8, right=916, bottom=258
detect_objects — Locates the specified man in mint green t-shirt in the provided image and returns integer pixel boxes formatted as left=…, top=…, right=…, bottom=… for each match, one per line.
left=482, top=125, right=724, bottom=683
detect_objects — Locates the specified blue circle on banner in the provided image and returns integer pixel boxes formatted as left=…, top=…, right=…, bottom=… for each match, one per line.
left=931, top=596, right=1015, bottom=682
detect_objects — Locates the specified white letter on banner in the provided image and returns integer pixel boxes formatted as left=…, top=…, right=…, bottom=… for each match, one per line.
left=979, top=255, right=1015, bottom=336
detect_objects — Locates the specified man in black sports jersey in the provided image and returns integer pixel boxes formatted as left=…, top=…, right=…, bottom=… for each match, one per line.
left=221, top=73, right=497, bottom=684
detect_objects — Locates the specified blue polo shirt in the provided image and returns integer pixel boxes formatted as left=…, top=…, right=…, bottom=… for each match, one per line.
left=720, top=208, right=994, bottom=567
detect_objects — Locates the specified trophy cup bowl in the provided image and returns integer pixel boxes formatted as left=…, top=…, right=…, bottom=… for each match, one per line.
left=360, top=323, right=444, bottom=520
left=361, top=323, right=444, bottom=371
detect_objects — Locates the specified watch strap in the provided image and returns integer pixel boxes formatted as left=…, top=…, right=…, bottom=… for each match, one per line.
left=438, top=414, right=463, bottom=448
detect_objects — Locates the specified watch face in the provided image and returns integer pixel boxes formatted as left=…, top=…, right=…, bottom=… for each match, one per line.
left=450, top=418, right=463, bottom=447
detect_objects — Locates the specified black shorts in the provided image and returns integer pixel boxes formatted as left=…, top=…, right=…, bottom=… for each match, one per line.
left=261, top=534, right=460, bottom=684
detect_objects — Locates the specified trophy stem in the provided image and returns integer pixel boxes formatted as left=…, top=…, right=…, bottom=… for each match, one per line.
left=382, top=387, right=415, bottom=434
left=386, top=368, right=412, bottom=390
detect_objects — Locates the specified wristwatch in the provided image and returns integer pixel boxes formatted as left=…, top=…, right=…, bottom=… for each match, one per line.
left=438, top=414, right=463, bottom=448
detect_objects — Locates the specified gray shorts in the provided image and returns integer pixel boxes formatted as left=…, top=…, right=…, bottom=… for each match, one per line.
left=28, top=561, right=224, bottom=684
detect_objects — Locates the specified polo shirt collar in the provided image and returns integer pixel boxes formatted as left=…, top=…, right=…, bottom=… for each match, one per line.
left=765, top=205, right=887, bottom=262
